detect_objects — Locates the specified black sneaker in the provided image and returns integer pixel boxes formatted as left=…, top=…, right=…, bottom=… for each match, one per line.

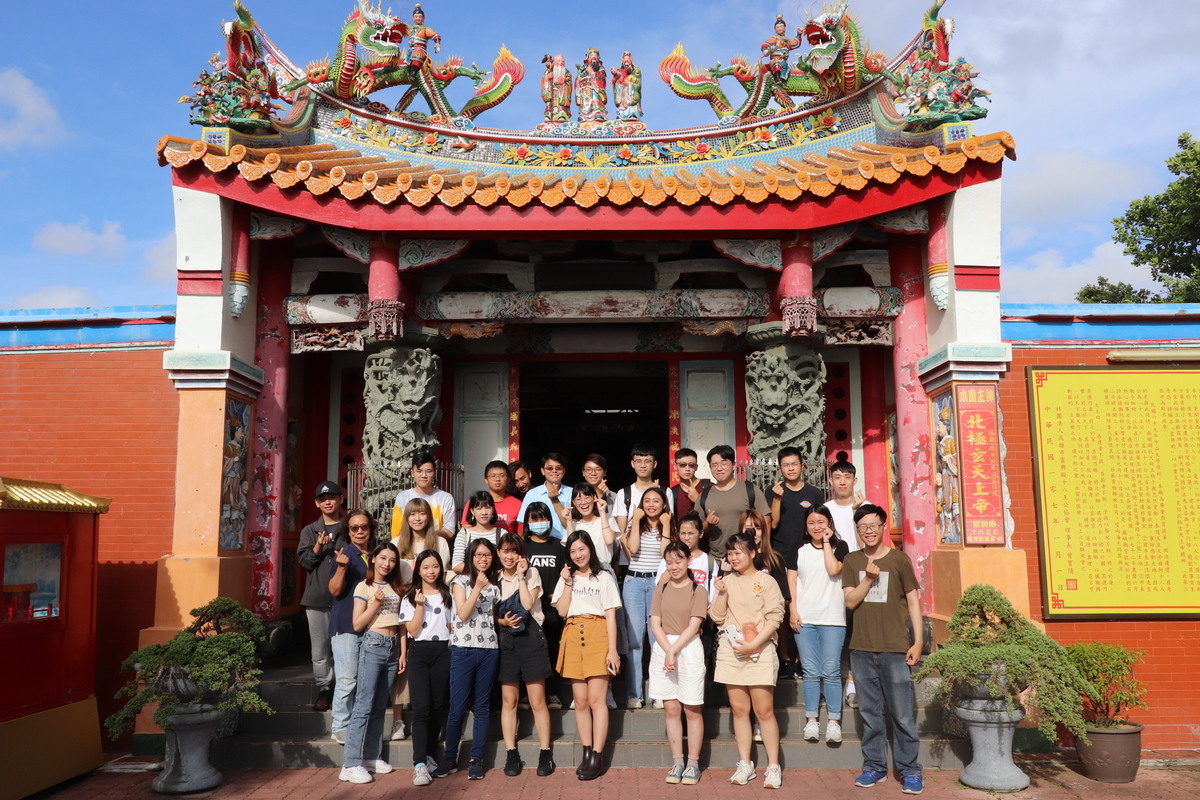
left=537, top=748, right=555, bottom=777
left=313, top=687, right=333, bottom=712
left=468, top=759, right=484, bottom=780
left=504, top=748, right=524, bottom=776
left=430, top=755, right=458, bottom=779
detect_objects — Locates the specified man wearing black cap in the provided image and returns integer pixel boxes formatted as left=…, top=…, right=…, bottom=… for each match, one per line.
left=297, top=480, right=347, bottom=711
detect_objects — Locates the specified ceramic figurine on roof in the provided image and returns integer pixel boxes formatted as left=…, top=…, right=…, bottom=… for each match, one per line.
left=888, top=0, right=989, bottom=130
left=612, top=51, right=644, bottom=121
left=762, top=16, right=802, bottom=79
left=575, top=48, right=608, bottom=123
left=282, top=0, right=524, bottom=122
left=541, top=54, right=572, bottom=123
left=179, top=1, right=282, bottom=132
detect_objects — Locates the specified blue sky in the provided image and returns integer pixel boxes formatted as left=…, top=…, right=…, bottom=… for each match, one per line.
left=1, top=0, right=1196, bottom=309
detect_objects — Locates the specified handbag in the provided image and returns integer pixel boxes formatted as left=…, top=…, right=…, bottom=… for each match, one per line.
left=497, top=589, right=530, bottom=633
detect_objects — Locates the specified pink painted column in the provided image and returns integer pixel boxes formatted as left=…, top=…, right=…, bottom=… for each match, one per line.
left=777, top=235, right=817, bottom=337
left=229, top=206, right=252, bottom=317
left=925, top=198, right=950, bottom=310
left=248, top=238, right=292, bottom=620
left=889, top=240, right=937, bottom=611
left=368, top=234, right=403, bottom=342
left=859, top=346, right=889, bottom=508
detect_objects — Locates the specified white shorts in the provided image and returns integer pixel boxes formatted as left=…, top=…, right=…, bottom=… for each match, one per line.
left=648, top=635, right=706, bottom=706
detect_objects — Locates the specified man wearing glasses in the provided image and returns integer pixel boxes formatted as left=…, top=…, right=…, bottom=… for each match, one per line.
left=614, top=444, right=674, bottom=537
left=842, top=504, right=925, bottom=795
left=517, top=452, right=575, bottom=539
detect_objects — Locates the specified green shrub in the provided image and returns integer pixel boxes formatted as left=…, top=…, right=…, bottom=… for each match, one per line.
left=1064, top=642, right=1147, bottom=728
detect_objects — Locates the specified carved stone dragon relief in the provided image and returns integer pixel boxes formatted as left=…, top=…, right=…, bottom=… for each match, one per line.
left=745, top=345, right=827, bottom=485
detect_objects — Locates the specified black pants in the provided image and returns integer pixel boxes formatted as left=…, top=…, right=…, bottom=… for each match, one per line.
left=407, top=640, right=451, bottom=766
left=541, top=600, right=565, bottom=698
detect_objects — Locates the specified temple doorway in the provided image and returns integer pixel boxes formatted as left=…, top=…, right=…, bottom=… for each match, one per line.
left=519, top=360, right=669, bottom=489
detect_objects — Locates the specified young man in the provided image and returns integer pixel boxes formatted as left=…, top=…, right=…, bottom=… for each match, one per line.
left=297, top=480, right=347, bottom=711
left=668, top=448, right=708, bottom=519
left=698, top=445, right=771, bottom=559
left=827, top=459, right=868, bottom=552
left=842, top=504, right=924, bottom=795
left=517, top=453, right=574, bottom=539
left=462, top=460, right=523, bottom=533
left=508, top=460, right=533, bottom=500
left=770, top=446, right=826, bottom=566
left=581, top=453, right=617, bottom=511
left=390, top=452, right=456, bottom=541
left=613, top=444, right=675, bottom=535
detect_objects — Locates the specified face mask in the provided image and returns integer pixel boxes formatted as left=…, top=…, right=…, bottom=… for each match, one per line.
left=529, top=521, right=552, bottom=535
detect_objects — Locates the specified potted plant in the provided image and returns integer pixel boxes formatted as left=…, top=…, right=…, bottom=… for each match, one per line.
left=1065, top=642, right=1147, bottom=783
left=106, top=597, right=272, bottom=793
left=915, top=584, right=1092, bottom=792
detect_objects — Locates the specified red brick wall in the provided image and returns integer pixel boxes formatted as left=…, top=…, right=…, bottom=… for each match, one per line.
left=1000, top=347, right=1200, bottom=748
left=0, top=349, right=178, bottom=749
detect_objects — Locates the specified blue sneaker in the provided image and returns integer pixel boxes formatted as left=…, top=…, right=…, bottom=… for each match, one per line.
left=854, top=769, right=888, bottom=788
left=901, top=774, right=924, bottom=795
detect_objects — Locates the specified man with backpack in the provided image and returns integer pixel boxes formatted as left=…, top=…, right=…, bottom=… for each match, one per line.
left=698, top=445, right=771, bottom=560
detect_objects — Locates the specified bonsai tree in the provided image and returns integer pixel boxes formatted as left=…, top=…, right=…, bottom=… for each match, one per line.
left=914, top=584, right=1093, bottom=740
left=106, top=597, right=272, bottom=738
left=1065, top=642, right=1148, bottom=728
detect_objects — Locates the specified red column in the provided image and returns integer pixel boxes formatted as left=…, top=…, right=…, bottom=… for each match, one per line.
left=777, top=235, right=817, bottom=337
left=859, top=346, right=889, bottom=506
left=368, top=235, right=402, bottom=342
left=248, top=239, right=291, bottom=620
left=890, top=240, right=937, bottom=612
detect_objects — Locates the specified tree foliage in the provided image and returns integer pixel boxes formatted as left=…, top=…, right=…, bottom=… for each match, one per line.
left=1074, top=277, right=1158, bottom=304
left=1064, top=642, right=1148, bottom=727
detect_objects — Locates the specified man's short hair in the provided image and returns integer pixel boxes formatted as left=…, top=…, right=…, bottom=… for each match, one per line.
left=853, top=503, right=888, bottom=526
left=582, top=453, right=608, bottom=471
left=508, top=460, right=530, bottom=476
left=484, top=460, right=509, bottom=477
left=777, top=446, right=803, bottom=463
left=631, top=443, right=657, bottom=460
left=411, top=451, right=436, bottom=469
left=541, top=452, right=566, bottom=468
left=830, top=459, right=857, bottom=476
left=673, top=448, right=698, bottom=463
left=707, top=444, right=736, bottom=464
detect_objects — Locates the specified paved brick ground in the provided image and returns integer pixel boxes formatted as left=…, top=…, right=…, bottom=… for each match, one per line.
left=29, top=764, right=1200, bottom=800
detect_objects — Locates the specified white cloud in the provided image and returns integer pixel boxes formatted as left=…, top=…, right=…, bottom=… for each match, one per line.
left=1001, top=241, right=1160, bottom=304
left=8, top=284, right=100, bottom=310
left=142, top=232, right=176, bottom=284
left=1004, top=149, right=1158, bottom=226
left=32, top=219, right=129, bottom=260
left=0, top=67, right=67, bottom=151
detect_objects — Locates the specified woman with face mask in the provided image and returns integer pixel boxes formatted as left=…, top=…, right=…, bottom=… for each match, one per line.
left=522, top=502, right=567, bottom=711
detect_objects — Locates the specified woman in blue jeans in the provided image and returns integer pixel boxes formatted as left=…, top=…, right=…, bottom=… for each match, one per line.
left=339, top=541, right=409, bottom=784
left=431, top=538, right=501, bottom=781
left=786, top=505, right=849, bottom=743
left=620, top=486, right=671, bottom=707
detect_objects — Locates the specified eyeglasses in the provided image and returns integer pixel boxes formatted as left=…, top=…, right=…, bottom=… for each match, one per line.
left=856, top=523, right=882, bottom=532
left=632, top=458, right=655, bottom=465
left=349, top=524, right=371, bottom=532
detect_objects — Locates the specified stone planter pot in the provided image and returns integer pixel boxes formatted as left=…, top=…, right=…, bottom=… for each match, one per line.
left=953, top=678, right=1030, bottom=792
left=1074, top=723, right=1143, bottom=783
left=151, top=705, right=224, bottom=794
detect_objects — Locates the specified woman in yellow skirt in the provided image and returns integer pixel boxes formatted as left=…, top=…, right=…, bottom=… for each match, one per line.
left=552, top=531, right=621, bottom=781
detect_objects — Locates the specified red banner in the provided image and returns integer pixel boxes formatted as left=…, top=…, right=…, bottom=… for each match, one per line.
left=956, top=384, right=1005, bottom=545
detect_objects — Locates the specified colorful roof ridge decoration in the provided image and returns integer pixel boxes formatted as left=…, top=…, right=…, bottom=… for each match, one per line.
left=0, top=477, right=112, bottom=514
left=158, top=131, right=1014, bottom=211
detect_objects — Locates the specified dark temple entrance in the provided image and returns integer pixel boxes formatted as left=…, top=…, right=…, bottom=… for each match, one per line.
left=520, top=361, right=670, bottom=489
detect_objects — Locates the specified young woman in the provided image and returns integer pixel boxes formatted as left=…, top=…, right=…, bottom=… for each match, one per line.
left=553, top=531, right=622, bottom=781
left=431, top=539, right=501, bottom=781
left=649, top=541, right=709, bottom=786
left=787, top=505, right=849, bottom=744
left=621, top=486, right=672, bottom=708
left=399, top=550, right=452, bottom=786
left=339, top=542, right=409, bottom=785
left=521, top=502, right=567, bottom=710
left=657, top=512, right=717, bottom=597
left=739, top=509, right=794, bottom=683
left=390, top=497, right=449, bottom=741
left=710, top=532, right=786, bottom=789
left=452, top=492, right=499, bottom=574
left=496, top=532, right=556, bottom=777
left=567, top=482, right=617, bottom=567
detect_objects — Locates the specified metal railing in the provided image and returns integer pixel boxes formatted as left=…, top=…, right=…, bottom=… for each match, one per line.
left=346, top=462, right=466, bottom=538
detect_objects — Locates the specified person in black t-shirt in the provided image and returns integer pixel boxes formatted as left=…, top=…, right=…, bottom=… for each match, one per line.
left=297, top=480, right=348, bottom=711
left=770, top=446, right=826, bottom=565
left=523, top=502, right=567, bottom=709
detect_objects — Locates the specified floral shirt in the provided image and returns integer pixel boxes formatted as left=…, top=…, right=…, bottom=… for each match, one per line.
left=450, top=574, right=499, bottom=649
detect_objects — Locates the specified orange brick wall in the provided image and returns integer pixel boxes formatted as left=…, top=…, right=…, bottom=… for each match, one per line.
left=0, top=348, right=178, bottom=749
left=1000, top=347, right=1200, bottom=748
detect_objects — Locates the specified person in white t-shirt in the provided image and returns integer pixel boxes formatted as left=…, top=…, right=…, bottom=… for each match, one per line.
left=826, top=460, right=869, bottom=552
left=390, top=452, right=457, bottom=542
left=655, top=512, right=718, bottom=600
left=787, top=505, right=848, bottom=744
left=567, top=482, right=618, bottom=566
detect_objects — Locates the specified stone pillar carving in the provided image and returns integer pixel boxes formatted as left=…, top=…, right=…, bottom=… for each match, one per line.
left=744, top=325, right=827, bottom=487
left=360, top=347, right=443, bottom=528
left=368, top=236, right=402, bottom=343
left=778, top=236, right=817, bottom=338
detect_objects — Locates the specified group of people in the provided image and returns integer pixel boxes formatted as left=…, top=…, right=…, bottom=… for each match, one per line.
left=298, top=445, right=926, bottom=794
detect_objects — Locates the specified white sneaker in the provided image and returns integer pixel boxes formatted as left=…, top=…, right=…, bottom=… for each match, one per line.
left=753, top=722, right=763, bottom=742
left=653, top=698, right=665, bottom=709
left=729, top=760, right=756, bottom=785
left=412, top=763, right=432, bottom=786
left=763, top=763, right=782, bottom=789
left=627, top=697, right=643, bottom=709
left=391, top=719, right=407, bottom=740
left=803, top=719, right=820, bottom=742
left=339, top=766, right=373, bottom=784
left=366, top=759, right=394, bottom=774
left=331, top=728, right=347, bottom=744
left=826, top=720, right=842, bottom=743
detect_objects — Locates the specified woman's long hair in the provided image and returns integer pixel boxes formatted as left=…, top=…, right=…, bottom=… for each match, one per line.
left=366, top=542, right=406, bottom=594
left=407, top=549, right=451, bottom=609
left=395, top=497, right=439, bottom=558
left=563, top=530, right=601, bottom=578
left=739, top=509, right=781, bottom=573
left=637, top=486, right=674, bottom=537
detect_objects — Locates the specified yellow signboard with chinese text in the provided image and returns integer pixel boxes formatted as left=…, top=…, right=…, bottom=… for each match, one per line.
left=1029, top=367, right=1200, bottom=618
